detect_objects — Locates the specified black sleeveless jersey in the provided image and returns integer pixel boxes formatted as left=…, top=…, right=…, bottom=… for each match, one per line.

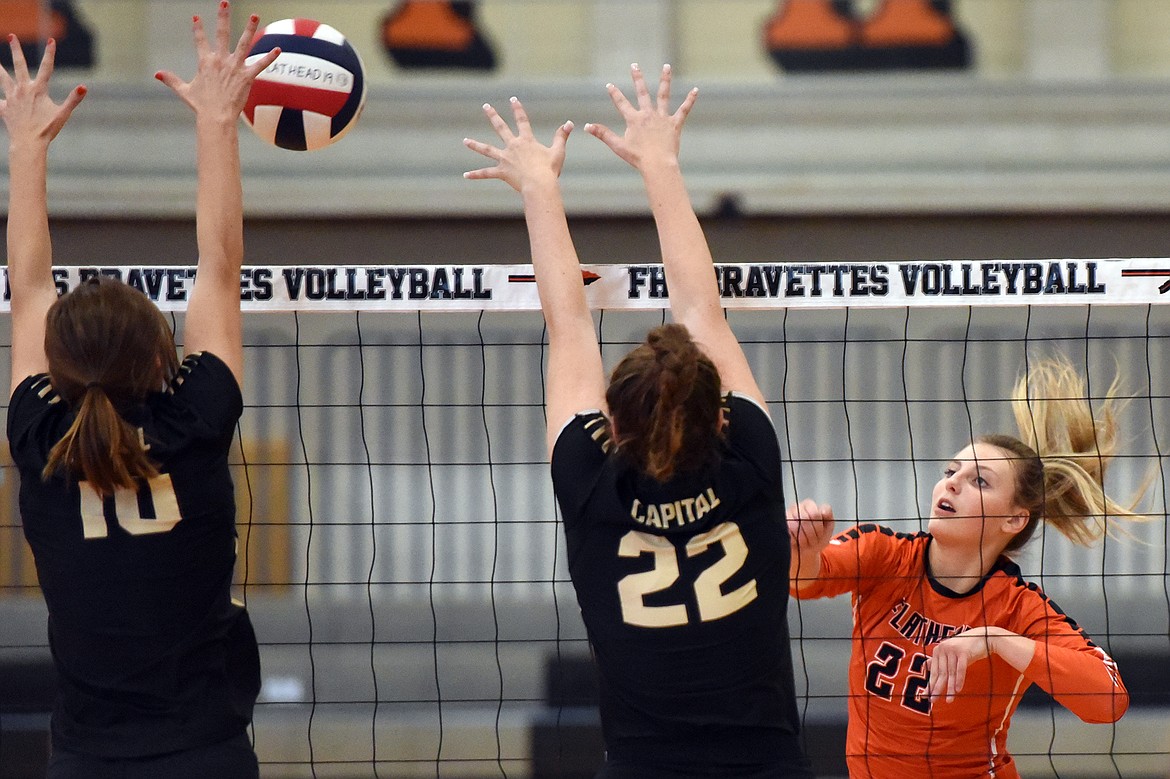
left=551, top=394, right=806, bottom=768
left=7, top=352, right=260, bottom=758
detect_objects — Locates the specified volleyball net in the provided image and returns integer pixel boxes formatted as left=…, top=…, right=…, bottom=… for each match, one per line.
left=0, top=259, right=1168, bottom=778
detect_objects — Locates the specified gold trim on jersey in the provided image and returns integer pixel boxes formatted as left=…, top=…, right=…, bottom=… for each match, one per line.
left=583, top=414, right=613, bottom=454
left=32, top=376, right=61, bottom=405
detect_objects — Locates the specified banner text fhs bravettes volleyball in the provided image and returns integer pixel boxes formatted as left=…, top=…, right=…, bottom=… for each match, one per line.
left=1, top=260, right=1167, bottom=312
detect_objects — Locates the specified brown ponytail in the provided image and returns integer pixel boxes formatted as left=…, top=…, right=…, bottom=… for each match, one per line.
left=45, top=386, right=162, bottom=496
left=988, top=355, right=1145, bottom=554
left=605, top=323, right=722, bottom=482
left=41, top=277, right=179, bottom=497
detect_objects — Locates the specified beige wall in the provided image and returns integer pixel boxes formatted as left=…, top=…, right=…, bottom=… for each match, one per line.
left=677, top=1, right=777, bottom=81
left=68, top=1, right=141, bottom=79
left=1114, top=0, right=1170, bottom=75
left=478, top=1, right=591, bottom=76
left=60, top=0, right=1170, bottom=83
left=71, top=0, right=591, bottom=82
left=241, top=1, right=596, bottom=81
left=953, top=0, right=1025, bottom=78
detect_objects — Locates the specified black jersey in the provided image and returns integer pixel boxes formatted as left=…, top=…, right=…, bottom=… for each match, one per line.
left=551, top=394, right=805, bottom=768
left=7, top=352, right=260, bottom=759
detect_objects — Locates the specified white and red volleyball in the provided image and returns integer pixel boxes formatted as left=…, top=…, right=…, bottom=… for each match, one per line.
left=243, top=19, right=367, bottom=151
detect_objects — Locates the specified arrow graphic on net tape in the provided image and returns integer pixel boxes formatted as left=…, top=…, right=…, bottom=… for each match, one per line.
left=1120, top=268, right=1170, bottom=294
left=508, top=271, right=602, bottom=286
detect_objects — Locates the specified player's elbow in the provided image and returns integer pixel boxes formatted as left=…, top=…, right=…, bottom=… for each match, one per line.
left=1072, top=691, right=1130, bottom=724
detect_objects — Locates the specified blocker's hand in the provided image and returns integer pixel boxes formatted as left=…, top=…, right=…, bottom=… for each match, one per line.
left=585, top=63, right=697, bottom=172
left=786, top=498, right=835, bottom=557
left=155, top=1, right=279, bottom=122
left=0, top=36, right=86, bottom=148
left=463, top=96, right=573, bottom=193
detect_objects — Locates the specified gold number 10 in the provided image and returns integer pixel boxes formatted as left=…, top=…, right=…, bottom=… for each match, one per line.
left=79, top=474, right=183, bottom=539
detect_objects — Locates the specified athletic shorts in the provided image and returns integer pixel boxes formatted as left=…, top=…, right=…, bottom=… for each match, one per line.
left=47, top=732, right=258, bottom=779
left=596, top=755, right=815, bottom=779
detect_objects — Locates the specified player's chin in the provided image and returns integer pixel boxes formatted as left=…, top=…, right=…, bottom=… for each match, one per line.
left=928, top=514, right=982, bottom=543
left=927, top=515, right=960, bottom=535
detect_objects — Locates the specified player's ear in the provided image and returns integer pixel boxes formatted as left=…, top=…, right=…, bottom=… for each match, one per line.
left=1002, top=507, right=1029, bottom=535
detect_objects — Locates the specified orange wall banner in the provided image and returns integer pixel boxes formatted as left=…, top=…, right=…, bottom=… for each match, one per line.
left=765, top=0, right=971, bottom=72
left=382, top=1, right=496, bottom=70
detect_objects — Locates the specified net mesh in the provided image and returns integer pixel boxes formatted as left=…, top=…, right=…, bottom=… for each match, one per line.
left=1, top=264, right=1167, bottom=778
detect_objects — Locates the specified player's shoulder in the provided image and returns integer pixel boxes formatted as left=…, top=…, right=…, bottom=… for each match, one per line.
left=171, top=351, right=236, bottom=390
left=12, top=374, right=60, bottom=404
left=169, top=351, right=241, bottom=407
left=153, top=351, right=243, bottom=436
left=724, top=392, right=771, bottom=425
left=552, top=409, right=613, bottom=460
left=986, top=557, right=1093, bottom=632
left=6, top=374, right=77, bottom=473
left=830, top=523, right=927, bottom=571
left=986, top=557, right=1054, bottom=602
left=834, top=522, right=926, bottom=545
left=7, top=374, right=65, bottom=438
left=550, top=410, right=619, bottom=527
left=721, top=392, right=780, bottom=468
left=983, top=558, right=1067, bottom=616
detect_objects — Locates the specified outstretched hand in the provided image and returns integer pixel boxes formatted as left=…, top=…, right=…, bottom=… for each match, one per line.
left=0, top=36, right=86, bottom=148
left=586, top=63, right=697, bottom=172
left=463, top=97, right=573, bottom=193
left=155, top=1, right=279, bottom=123
left=787, top=498, right=835, bottom=556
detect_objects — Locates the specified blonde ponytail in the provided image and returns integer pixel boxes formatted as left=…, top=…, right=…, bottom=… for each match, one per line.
left=993, top=355, right=1146, bottom=553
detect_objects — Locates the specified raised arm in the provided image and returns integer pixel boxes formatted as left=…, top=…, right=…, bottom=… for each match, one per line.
left=2, top=37, right=86, bottom=395
left=586, top=64, right=765, bottom=408
left=155, top=2, right=279, bottom=387
left=786, top=498, right=835, bottom=589
left=464, top=99, right=606, bottom=456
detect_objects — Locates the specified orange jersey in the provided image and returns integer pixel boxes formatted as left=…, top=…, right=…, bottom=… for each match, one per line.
left=793, top=524, right=1128, bottom=779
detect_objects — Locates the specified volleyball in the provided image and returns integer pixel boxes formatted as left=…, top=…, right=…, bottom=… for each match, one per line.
left=243, top=18, right=367, bottom=151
